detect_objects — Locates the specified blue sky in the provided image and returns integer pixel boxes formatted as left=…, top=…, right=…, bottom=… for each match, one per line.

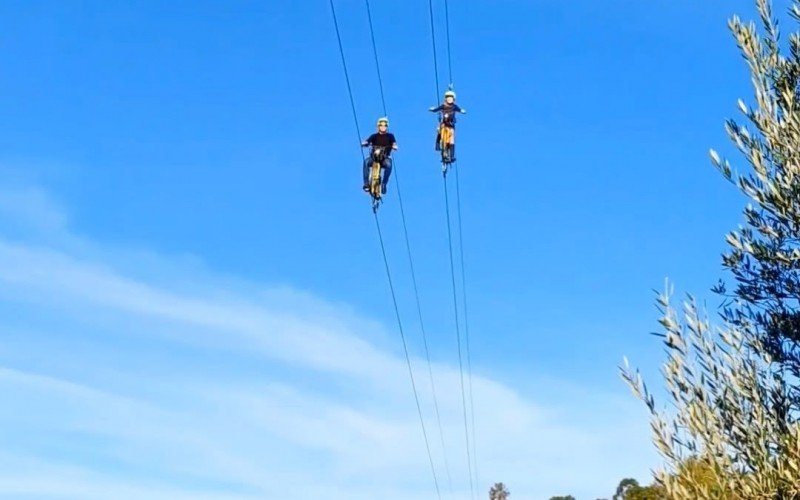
left=0, top=0, right=772, bottom=498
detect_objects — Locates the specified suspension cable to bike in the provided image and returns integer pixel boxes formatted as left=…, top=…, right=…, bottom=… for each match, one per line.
left=363, top=0, right=453, bottom=492
left=329, top=2, right=441, bottom=496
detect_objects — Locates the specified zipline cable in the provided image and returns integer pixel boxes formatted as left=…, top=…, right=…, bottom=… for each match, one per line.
left=329, top=2, right=441, bottom=497
left=444, top=176, right=475, bottom=500
left=428, top=1, right=475, bottom=497
left=440, top=2, right=479, bottom=493
left=374, top=212, right=442, bottom=500
left=455, top=162, right=479, bottom=497
left=330, top=0, right=363, bottom=153
left=364, top=0, right=387, bottom=114
left=443, top=0, right=453, bottom=86
left=363, top=0, right=454, bottom=492
left=427, top=0, right=442, bottom=99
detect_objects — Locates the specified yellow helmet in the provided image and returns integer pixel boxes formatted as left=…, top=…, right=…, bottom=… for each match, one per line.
left=444, top=90, right=456, bottom=100
left=376, top=116, right=389, bottom=127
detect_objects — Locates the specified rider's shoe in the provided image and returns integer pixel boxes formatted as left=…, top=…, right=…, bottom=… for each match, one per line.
left=381, top=184, right=387, bottom=194
left=363, top=184, right=369, bottom=192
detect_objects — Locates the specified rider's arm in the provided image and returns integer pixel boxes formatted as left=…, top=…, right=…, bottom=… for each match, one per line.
left=455, top=104, right=466, bottom=114
left=429, top=105, right=443, bottom=112
left=361, top=134, right=374, bottom=147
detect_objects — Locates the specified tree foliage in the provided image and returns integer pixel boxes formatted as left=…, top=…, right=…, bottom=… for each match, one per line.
left=612, top=477, right=666, bottom=500
left=712, top=0, right=800, bottom=387
left=489, top=482, right=510, bottom=500
left=622, top=0, right=800, bottom=498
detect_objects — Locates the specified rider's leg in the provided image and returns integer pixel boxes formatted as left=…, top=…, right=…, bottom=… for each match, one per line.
left=435, top=130, right=441, bottom=151
left=381, top=158, right=393, bottom=193
left=362, top=157, right=371, bottom=191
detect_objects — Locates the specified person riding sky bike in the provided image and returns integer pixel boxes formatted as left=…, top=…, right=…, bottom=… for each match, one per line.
left=361, top=117, right=398, bottom=194
left=429, top=89, right=466, bottom=162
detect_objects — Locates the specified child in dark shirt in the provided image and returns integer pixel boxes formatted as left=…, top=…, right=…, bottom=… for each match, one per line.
left=429, top=89, right=466, bottom=162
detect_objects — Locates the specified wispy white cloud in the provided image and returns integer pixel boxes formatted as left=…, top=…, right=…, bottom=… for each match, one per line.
left=0, top=185, right=658, bottom=499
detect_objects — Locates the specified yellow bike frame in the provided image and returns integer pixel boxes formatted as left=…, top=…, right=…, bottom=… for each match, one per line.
left=439, top=123, right=452, bottom=152
left=439, top=123, right=454, bottom=169
left=370, top=156, right=382, bottom=200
